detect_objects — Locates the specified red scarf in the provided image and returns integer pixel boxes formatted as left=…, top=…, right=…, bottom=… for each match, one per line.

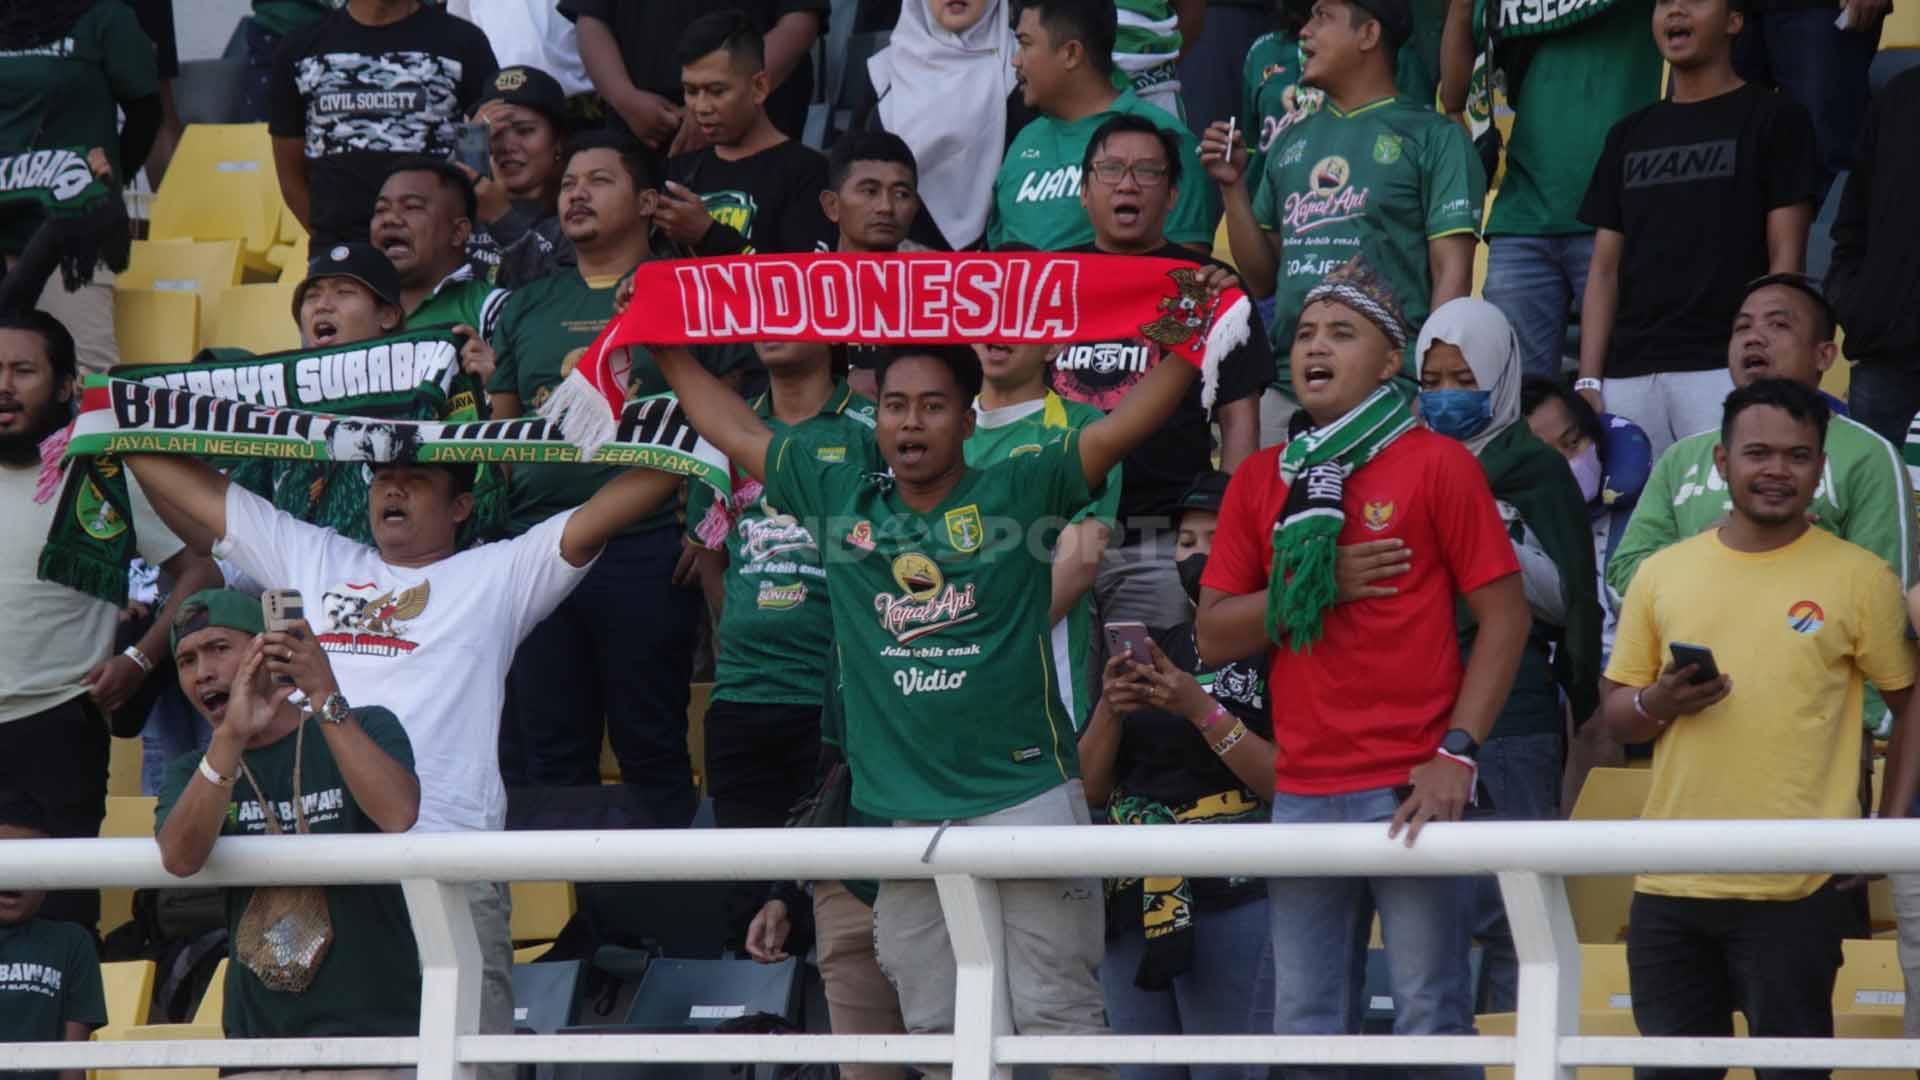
left=543, top=252, right=1250, bottom=454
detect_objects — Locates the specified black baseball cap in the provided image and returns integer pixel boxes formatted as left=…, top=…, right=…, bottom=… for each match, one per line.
left=480, top=65, right=570, bottom=130
left=1174, top=469, right=1231, bottom=522
left=1742, top=272, right=1839, bottom=340
left=1347, top=0, right=1413, bottom=50
left=292, top=242, right=403, bottom=321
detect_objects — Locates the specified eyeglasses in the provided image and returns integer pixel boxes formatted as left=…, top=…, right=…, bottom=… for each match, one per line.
left=1089, top=159, right=1171, bottom=187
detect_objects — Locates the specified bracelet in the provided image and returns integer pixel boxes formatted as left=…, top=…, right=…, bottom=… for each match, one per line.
left=1209, top=720, right=1249, bottom=756
left=1435, top=748, right=1476, bottom=771
left=1574, top=377, right=1603, bottom=393
left=197, top=755, right=237, bottom=789
left=122, top=645, right=154, bottom=674
left=1633, top=688, right=1671, bottom=728
left=1192, top=702, right=1232, bottom=735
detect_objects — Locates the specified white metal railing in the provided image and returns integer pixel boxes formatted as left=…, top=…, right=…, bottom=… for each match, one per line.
left=8, top=820, right=1920, bottom=1079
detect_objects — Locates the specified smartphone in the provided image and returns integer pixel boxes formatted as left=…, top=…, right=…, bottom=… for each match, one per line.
left=450, top=121, right=491, bottom=179
left=261, top=590, right=304, bottom=686
left=1104, top=620, right=1154, bottom=664
left=1669, top=642, right=1720, bottom=685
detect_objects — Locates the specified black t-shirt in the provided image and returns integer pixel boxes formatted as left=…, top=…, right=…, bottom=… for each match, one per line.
left=1578, top=83, right=1818, bottom=379
left=667, top=139, right=834, bottom=256
left=1052, top=244, right=1270, bottom=536
left=559, top=0, right=828, bottom=143
left=1110, top=624, right=1270, bottom=809
left=268, top=5, right=499, bottom=245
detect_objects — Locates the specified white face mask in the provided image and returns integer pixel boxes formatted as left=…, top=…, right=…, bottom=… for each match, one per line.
left=1570, top=442, right=1603, bottom=503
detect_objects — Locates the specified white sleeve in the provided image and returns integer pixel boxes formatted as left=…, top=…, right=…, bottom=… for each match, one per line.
left=126, top=471, right=186, bottom=567
left=500, top=508, right=595, bottom=642
left=209, top=482, right=345, bottom=591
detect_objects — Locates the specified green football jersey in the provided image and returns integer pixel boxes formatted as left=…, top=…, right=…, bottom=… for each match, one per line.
left=988, top=88, right=1219, bottom=252
left=486, top=268, right=679, bottom=534
left=965, top=392, right=1119, bottom=731
left=156, top=709, right=421, bottom=1040
left=688, top=381, right=880, bottom=706
left=408, top=267, right=508, bottom=420
left=0, top=1, right=159, bottom=254
left=764, top=429, right=1102, bottom=821
left=1482, top=0, right=1663, bottom=237
left=0, top=918, right=105, bottom=1079
left=1241, top=32, right=1303, bottom=184
left=1252, top=96, right=1484, bottom=395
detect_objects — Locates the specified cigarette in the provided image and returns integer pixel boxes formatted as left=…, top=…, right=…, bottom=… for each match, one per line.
left=1226, top=116, right=1238, bottom=148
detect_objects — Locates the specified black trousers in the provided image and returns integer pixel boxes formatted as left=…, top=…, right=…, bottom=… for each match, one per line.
left=1626, top=883, right=1849, bottom=1080
left=702, top=698, right=822, bottom=949
left=0, top=695, right=109, bottom=932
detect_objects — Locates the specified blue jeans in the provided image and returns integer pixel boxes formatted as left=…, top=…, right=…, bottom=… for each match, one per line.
left=1470, top=733, right=1564, bottom=1013
left=1733, top=7, right=1882, bottom=192
left=498, top=525, right=700, bottom=827
left=1846, top=359, right=1920, bottom=449
left=1267, top=789, right=1480, bottom=1080
left=1102, top=896, right=1275, bottom=1080
left=1482, top=234, right=1595, bottom=381
left=140, top=682, right=209, bottom=796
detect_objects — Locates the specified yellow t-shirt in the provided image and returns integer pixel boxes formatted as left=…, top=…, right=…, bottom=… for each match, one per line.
left=1605, top=527, right=1916, bottom=901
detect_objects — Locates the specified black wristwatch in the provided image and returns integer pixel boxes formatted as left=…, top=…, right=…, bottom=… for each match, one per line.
left=1438, top=729, right=1480, bottom=762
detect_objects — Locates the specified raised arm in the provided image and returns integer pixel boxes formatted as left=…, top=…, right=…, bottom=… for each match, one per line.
left=124, top=454, right=231, bottom=554
left=1079, top=351, right=1200, bottom=490
left=264, top=622, right=420, bottom=833
left=561, top=467, right=686, bottom=567
left=652, top=345, right=776, bottom=481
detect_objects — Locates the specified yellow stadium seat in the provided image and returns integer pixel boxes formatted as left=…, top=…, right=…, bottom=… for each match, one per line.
left=1837, top=938, right=1905, bottom=1016
left=515, top=942, right=555, bottom=964
left=203, top=283, right=300, bottom=355
left=101, top=961, right=155, bottom=1028
left=121, top=240, right=244, bottom=294
left=107, top=736, right=143, bottom=797
left=265, top=236, right=309, bottom=281
left=1579, top=944, right=1633, bottom=1013
left=509, top=881, right=577, bottom=946
left=193, top=959, right=226, bottom=1026
left=1567, top=769, right=1652, bottom=943
left=1885, top=6, right=1920, bottom=47
left=99, top=797, right=157, bottom=935
left=147, top=124, right=283, bottom=262
left=113, top=289, right=200, bottom=365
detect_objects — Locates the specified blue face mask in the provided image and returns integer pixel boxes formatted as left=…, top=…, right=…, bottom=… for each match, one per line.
left=1419, top=389, right=1494, bottom=441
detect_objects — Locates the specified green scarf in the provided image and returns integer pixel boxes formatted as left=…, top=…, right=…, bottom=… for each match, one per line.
left=0, top=146, right=131, bottom=292
left=1473, top=0, right=1620, bottom=41
left=37, top=451, right=136, bottom=606
left=1267, top=384, right=1416, bottom=651
left=1106, top=789, right=1263, bottom=990
left=1473, top=422, right=1604, bottom=726
left=120, top=331, right=493, bottom=546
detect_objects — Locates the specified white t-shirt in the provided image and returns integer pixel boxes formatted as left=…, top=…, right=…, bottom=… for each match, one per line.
left=212, top=483, right=592, bottom=832
left=0, top=462, right=186, bottom=724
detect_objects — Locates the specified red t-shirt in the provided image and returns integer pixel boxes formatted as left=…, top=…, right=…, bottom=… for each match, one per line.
left=1202, top=429, right=1519, bottom=796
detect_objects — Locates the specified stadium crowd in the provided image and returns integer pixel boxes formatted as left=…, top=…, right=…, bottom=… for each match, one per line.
left=2, top=0, right=1919, bottom=1077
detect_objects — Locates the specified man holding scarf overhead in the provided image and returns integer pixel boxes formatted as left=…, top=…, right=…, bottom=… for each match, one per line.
left=1414, top=296, right=1602, bottom=1012
left=1196, top=256, right=1529, bottom=1069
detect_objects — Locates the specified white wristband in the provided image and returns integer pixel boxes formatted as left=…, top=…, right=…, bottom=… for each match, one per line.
left=122, top=645, right=154, bottom=674
left=198, top=756, right=236, bottom=788
left=1573, top=378, right=1603, bottom=394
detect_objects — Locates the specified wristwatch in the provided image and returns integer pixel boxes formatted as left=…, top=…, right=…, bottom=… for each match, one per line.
left=316, top=691, right=351, bottom=726
left=1438, top=729, right=1480, bottom=763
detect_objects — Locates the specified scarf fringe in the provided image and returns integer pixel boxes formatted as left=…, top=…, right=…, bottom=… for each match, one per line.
left=543, top=368, right=619, bottom=459
left=1200, top=295, right=1251, bottom=413
left=37, top=544, right=127, bottom=607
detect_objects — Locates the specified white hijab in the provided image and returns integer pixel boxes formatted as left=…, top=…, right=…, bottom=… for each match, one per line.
left=867, top=0, right=1017, bottom=249
left=1415, top=297, right=1524, bottom=458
